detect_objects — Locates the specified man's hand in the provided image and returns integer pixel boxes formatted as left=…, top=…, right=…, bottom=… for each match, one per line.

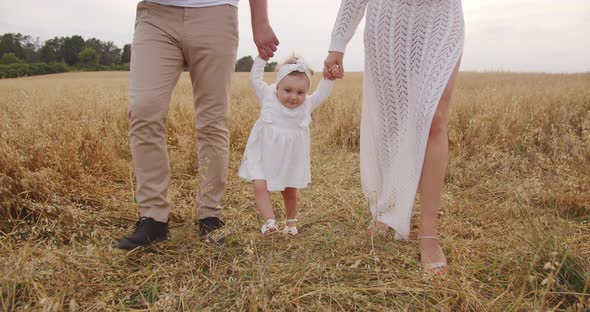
left=253, top=22, right=279, bottom=60
left=323, top=51, right=344, bottom=79
left=250, top=0, right=279, bottom=60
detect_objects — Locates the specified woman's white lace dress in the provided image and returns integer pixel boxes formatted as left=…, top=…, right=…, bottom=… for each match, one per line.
left=329, top=0, right=465, bottom=240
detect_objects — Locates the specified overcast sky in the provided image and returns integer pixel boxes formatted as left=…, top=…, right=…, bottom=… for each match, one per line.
left=1, top=0, right=589, bottom=72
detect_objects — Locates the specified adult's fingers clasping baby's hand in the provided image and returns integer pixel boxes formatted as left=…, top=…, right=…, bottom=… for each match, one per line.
left=328, top=64, right=343, bottom=79
left=323, top=51, right=345, bottom=80
left=253, top=23, right=279, bottom=60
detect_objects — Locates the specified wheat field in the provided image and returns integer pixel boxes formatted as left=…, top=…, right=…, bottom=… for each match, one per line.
left=0, top=71, right=589, bottom=311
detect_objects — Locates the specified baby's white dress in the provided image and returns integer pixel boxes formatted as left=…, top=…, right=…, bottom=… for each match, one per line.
left=238, top=57, right=334, bottom=191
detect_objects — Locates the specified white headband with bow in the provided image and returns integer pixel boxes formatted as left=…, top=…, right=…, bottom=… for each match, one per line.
left=275, top=60, right=312, bottom=86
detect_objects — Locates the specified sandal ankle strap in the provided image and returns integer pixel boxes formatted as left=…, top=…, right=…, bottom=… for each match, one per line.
left=286, top=219, right=297, bottom=223
left=418, top=235, right=439, bottom=240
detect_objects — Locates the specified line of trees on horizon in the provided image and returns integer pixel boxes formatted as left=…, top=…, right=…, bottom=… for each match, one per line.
left=0, top=32, right=277, bottom=78
left=0, top=33, right=131, bottom=67
left=0, top=32, right=131, bottom=78
left=235, top=56, right=277, bottom=73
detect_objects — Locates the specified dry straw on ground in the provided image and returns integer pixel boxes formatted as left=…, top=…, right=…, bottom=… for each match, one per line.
left=0, top=71, right=589, bottom=311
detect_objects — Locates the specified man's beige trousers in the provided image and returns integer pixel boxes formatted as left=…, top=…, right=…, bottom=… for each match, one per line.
left=129, top=1, right=238, bottom=222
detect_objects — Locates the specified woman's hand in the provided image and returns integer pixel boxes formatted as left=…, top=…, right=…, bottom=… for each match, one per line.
left=323, top=51, right=344, bottom=80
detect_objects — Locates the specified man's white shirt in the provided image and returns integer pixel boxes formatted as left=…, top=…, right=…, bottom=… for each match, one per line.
left=144, top=0, right=238, bottom=8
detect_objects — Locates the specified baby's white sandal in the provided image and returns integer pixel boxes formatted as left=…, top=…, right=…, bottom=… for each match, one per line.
left=261, top=219, right=278, bottom=237
left=282, top=219, right=298, bottom=236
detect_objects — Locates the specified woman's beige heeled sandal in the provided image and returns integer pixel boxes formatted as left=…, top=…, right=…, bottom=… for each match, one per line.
left=282, top=219, right=298, bottom=236
left=261, top=219, right=278, bottom=237
left=418, top=235, right=448, bottom=275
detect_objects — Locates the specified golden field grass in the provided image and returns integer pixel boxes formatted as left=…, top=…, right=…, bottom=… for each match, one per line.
left=0, top=70, right=589, bottom=311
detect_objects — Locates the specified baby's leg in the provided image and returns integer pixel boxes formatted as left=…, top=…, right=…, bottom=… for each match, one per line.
left=253, top=180, right=274, bottom=221
left=281, top=187, right=297, bottom=226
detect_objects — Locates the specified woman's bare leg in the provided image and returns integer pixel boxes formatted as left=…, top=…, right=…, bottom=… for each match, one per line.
left=418, top=58, right=461, bottom=270
left=281, top=187, right=297, bottom=227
